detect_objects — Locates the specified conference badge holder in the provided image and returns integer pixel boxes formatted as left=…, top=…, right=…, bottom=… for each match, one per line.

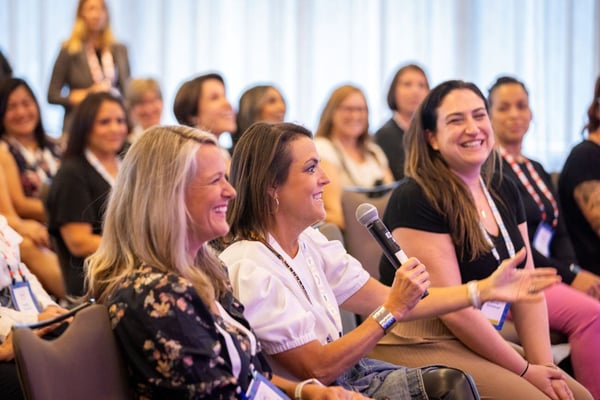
left=481, top=300, right=510, bottom=330
left=244, top=370, right=288, bottom=400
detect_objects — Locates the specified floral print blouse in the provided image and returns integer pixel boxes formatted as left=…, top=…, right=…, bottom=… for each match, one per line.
left=107, top=265, right=271, bottom=399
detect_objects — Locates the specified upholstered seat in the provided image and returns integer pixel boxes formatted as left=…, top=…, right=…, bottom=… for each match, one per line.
left=12, top=303, right=131, bottom=400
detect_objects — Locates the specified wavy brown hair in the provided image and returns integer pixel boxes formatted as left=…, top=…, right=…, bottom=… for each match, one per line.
left=404, top=80, right=498, bottom=261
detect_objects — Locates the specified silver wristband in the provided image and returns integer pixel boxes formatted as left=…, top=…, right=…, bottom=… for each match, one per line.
left=370, top=305, right=397, bottom=334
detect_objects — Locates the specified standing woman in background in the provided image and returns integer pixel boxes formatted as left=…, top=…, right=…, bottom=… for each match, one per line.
left=232, top=84, right=286, bottom=151
left=375, top=64, right=430, bottom=181
left=47, top=0, right=130, bottom=135
left=0, top=78, right=61, bottom=223
left=559, top=76, right=600, bottom=277
left=46, top=92, right=128, bottom=297
left=314, top=85, right=394, bottom=229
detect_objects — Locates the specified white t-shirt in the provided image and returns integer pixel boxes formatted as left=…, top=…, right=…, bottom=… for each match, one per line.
left=314, top=137, right=390, bottom=187
left=220, top=227, right=370, bottom=378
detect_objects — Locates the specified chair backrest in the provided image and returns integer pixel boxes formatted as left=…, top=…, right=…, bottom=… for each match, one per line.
left=12, top=304, right=131, bottom=400
left=341, top=184, right=395, bottom=279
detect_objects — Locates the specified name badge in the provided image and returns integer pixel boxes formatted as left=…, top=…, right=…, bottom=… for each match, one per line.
left=481, top=301, right=510, bottom=330
left=10, top=280, right=41, bottom=314
left=245, top=372, right=288, bottom=400
left=533, top=222, right=554, bottom=258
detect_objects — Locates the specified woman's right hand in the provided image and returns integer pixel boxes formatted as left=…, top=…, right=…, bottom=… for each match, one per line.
left=303, top=384, right=371, bottom=399
left=523, top=364, right=574, bottom=400
left=385, top=257, right=430, bottom=318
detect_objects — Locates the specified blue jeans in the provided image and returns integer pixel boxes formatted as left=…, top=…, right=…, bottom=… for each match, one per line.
left=335, top=357, right=428, bottom=400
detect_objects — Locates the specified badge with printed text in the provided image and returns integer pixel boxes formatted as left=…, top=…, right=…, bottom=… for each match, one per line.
left=9, top=280, right=41, bottom=314
left=533, top=222, right=555, bottom=258
left=481, top=301, right=510, bottom=330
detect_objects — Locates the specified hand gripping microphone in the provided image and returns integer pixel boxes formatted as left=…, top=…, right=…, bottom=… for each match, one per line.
left=355, top=203, right=428, bottom=298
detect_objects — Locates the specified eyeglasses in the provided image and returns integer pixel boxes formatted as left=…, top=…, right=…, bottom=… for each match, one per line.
left=337, top=106, right=368, bottom=114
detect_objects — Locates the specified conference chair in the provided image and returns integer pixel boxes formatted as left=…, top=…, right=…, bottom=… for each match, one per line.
left=341, top=182, right=399, bottom=280
left=12, top=302, right=131, bottom=400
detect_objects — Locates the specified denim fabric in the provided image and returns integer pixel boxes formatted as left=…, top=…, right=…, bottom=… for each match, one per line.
left=335, top=357, right=428, bottom=400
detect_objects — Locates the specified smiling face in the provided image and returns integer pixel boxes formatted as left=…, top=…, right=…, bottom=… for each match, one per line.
left=395, top=68, right=429, bottom=116
left=331, top=91, right=368, bottom=141
left=196, top=79, right=236, bottom=135
left=185, top=144, right=236, bottom=248
left=427, top=89, right=494, bottom=179
left=259, top=87, right=286, bottom=123
left=79, top=0, right=108, bottom=34
left=87, top=100, right=128, bottom=157
left=273, top=136, right=330, bottom=231
left=130, top=90, right=163, bottom=130
left=489, top=83, right=532, bottom=148
left=2, top=85, right=40, bottom=140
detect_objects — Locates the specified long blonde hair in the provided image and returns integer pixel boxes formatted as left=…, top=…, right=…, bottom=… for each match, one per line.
left=405, top=80, right=498, bottom=261
left=64, top=0, right=116, bottom=53
left=85, top=125, right=229, bottom=305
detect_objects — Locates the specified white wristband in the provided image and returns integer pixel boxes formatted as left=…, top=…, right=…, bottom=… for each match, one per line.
left=295, top=378, right=324, bottom=400
left=467, top=280, right=481, bottom=309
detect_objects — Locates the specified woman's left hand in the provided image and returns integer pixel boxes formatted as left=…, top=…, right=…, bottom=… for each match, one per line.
left=480, top=248, right=561, bottom=303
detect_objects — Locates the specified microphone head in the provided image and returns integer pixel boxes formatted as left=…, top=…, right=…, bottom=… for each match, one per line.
left=355, top=203, right=379, bottom=226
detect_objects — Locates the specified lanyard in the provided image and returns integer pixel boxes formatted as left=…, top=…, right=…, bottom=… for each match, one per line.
left=85, top=148, right=119, bottom=187
left=260, top=236, right=343, bottom=339
left=500, top=148, right=558, bottom=228
left=479, top=176, right=515, bottom=264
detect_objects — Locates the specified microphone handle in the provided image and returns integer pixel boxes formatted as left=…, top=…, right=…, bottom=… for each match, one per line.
left=369, top=220, right=429, bottom=298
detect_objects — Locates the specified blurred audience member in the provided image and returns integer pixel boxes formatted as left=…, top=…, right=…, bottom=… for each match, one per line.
left=46, top=92, right=127, bottom=296
left=232, top=84, right=286, bottom=151
left=0, top=214, right=68, bottom=400
left=375, top=64, right=429, bottom=181
left=0, top=166, right=65, bottom=299
left=559, top=76, right=600, bottom=277
left=490, top=75, right=600, bottom=397
left=173, top=72, right=236, bottom=154
left=48, top=0, right=130, bottom=134
left=0, top=78, right=61, bottom=223
left=315, top=85, right=394, bottom=229
left=124, top=77, right=163, bottom=143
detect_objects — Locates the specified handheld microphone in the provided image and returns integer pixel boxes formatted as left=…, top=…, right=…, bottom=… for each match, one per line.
left=355, top=203, right=428, bottom=298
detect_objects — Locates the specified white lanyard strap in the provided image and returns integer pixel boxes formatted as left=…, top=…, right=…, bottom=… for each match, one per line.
left=479, top=176, right=515, bottom=264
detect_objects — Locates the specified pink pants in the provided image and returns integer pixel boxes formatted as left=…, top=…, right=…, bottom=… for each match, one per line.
left=545, top=283, right=600, bottom=399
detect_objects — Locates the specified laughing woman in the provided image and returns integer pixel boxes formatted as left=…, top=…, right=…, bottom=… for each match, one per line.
left=376, top=80, right=591, bottom=399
